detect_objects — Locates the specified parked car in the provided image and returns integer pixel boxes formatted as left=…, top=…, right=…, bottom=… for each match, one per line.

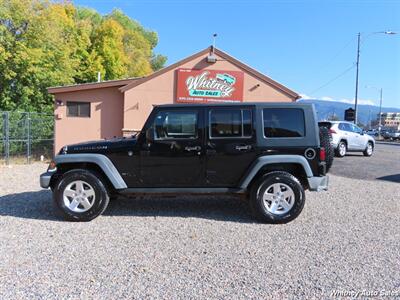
left=365, top=129, right=378, bottom=136
left=383, top=130, right=400, bottom=140
left=318, top=121, right=375, bottom=157
left=41, top=103, right=330, bottom=223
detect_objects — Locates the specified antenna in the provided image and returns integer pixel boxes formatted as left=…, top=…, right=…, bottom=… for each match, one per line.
left=212, top=33, right=217, bottom=49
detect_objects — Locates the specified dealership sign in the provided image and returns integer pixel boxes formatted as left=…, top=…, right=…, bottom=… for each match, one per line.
left=176, top=68, right=244, bottom=103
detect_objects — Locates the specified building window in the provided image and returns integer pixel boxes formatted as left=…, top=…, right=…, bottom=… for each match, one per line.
left=154, top=111, right=198, bottom=139
left=263, top=108, right=305, bottom=138
left=209, top=109, right=252, bottom=138
left=67, top=101, right=91, bottom=118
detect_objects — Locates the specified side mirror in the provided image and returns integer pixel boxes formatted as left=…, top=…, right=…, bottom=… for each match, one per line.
left=146, top=127, right=155, bottom=142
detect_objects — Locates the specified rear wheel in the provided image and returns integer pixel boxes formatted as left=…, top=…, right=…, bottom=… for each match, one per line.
left=53, top=169, right=110, bottom=221
left=363, top=142, right=374, bottom=156
left=336, top=141, right=347, bottom=157
left=249, top=171, right=305, bottom=224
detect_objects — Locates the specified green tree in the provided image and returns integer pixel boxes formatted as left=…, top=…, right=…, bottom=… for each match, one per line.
left=0, top=1, right=167, bottom=112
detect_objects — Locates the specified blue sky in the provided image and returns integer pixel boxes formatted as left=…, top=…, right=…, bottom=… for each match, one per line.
left=73, top=0, right=400, bottom=108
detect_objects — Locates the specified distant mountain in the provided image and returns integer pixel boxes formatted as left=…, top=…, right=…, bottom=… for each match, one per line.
left=298, top=99, right=400, bottom=126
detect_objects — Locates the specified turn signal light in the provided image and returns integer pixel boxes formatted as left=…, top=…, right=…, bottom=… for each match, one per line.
left=319, top=147, right=326, bottom=161
left=329, top=128, right=336, bottom=134
left=48, top=160, right=57, bottom=172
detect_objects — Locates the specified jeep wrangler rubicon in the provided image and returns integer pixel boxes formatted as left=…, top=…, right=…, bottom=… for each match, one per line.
left=40, top=103, right=332, bottom=223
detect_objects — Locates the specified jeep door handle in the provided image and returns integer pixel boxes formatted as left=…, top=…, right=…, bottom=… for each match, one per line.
left=235, top=145, right=252, bottom=151
left=184, top=146, right=201, bottom=151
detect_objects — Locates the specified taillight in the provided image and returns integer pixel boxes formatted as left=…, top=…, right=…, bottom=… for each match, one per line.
left=320, top=147, right=326, bottom=161
left=329, top=128, right=336, bottom=134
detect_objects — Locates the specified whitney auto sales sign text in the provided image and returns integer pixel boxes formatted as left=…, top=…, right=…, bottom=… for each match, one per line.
left=176, top=68, right=244, bottom=103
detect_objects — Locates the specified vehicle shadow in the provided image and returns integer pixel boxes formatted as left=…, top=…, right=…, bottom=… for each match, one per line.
left=376, top=174, right=400, bottom=183
left=0, top=190, right=60, bottom=221
left=342, top=154, right=365, bottom=157
left=105, top=195, right=254, bottom=223
left=0, top=190, right=255, bottom=223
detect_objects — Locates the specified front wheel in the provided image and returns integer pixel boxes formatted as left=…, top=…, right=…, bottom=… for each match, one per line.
left=363, top=142, right=374, bottom=156
left=249, top=171, right=305, bottom=224
left=53, top=169, right=110, bottom=221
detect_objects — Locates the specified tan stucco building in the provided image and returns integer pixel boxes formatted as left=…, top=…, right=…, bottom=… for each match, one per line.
left=48, top=46, right=299, bottom=152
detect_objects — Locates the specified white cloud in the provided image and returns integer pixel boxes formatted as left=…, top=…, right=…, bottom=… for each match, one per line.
left=336, top=98, right=375, bottom=106
left=299, top=93, right=312, bottom=100
left=321, top=96, right=335, bottom=101
left=299, top=94, right=376, bottom=106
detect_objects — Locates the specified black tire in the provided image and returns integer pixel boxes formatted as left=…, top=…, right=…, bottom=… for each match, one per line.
left=319, top=126, right=334, bottom=172
left=249, top=171, right=305, bottom=224
left=335, top=141, right=347, bottom=157
left=53, top=169, right=110, bottom=221
left=363, top=141, right=374, bottom=157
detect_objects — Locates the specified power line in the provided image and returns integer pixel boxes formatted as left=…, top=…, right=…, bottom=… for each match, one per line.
left=308, top=63, right=356, bottom=96
left=314, top=36, right=355, bottom=73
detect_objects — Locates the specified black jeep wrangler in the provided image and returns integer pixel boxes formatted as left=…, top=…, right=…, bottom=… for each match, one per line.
left=40, top=103, right=331, bottom=223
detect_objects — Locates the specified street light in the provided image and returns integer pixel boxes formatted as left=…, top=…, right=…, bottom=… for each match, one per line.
left=353, top=31, right=396, bottom=125
left=366, top=85, right=384, bottom=139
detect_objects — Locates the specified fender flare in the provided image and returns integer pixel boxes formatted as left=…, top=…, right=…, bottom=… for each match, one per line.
left=54, top=154, right=127, bottom=189
left=238, top=155, right=314, bottom=189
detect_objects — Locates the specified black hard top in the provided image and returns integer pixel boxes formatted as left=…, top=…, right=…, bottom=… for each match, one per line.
left=155, top=102, right=313, bottom=108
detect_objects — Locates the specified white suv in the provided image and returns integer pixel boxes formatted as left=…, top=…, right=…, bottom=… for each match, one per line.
left=318, top=121, right=375, bottom=157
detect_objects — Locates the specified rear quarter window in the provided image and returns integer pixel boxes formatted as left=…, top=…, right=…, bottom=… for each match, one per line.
left=263, top=108, right=305, bottom=138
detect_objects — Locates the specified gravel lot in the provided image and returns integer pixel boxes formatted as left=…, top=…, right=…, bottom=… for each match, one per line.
left=0, top=163, right=399, bottom=299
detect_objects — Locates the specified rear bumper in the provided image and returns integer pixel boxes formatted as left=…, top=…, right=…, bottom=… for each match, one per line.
left=40, top=171, right=54, bottom=189
left=308, top=175, right=329, bottom=191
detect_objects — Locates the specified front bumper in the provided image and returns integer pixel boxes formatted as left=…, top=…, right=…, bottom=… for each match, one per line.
left=40, top=171, right=55, bottom=189
left=308, top=175, right=329, bottom=191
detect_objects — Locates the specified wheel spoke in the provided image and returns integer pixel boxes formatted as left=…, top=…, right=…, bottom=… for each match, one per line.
left=269, top=201, right=279, bottom=213
left=69, top=199, right=80, bottom=211
left=64, top=189, right=75, bottom=198
left=85, top=189, right=95, bottom=199
left=75, top=181, right=84, bottom=193
left=282, top=190, right=294, bottom=200
left=81, top=198, right=92, bottom=210
left=263, top=193, right=274, bottom=202
left=280, top=199, right=291, bottom=211
left=272, top=183, right=281, bottom=194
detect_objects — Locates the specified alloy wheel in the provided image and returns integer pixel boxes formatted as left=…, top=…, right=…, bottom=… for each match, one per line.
left=63, top=180, right=96, bottom=213
left=262, top=183, right=295, bottom=215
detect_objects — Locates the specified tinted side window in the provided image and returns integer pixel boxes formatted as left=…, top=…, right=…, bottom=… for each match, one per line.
left=338, top=123, right=346, bottom=130
left=344, top=123, right=353, bottom=132
left=154, top=111, right=197, bottom=139
left=351, top=124, right=362, bottom=134
left=263, top=108, right=305, bottom=138
left=210, top=109, right=252, bottom=138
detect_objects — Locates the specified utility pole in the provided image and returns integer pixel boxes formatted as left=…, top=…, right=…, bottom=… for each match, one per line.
left=353, top=30, right=396, bottom=125
left=378, top=88, right=383, bottom=139
left=354, top=32, right=361, bottom=125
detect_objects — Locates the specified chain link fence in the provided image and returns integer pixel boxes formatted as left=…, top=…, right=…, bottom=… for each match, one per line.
left=0, top=111, right=54, bottom=165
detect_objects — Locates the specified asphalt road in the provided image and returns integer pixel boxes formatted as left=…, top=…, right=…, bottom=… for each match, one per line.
left=330, top=142, right=400, bottom=183
left=0, top=163, right=399, bottom=299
